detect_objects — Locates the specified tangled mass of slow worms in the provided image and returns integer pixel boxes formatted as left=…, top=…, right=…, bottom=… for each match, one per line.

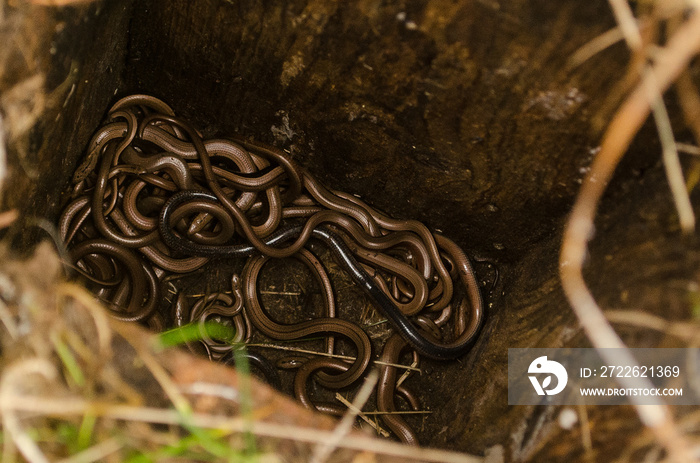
left=59, top=94, right=485, bottom=445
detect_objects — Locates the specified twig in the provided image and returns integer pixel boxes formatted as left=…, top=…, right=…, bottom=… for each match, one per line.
left=311, top=370, right=378, bottom=463
left=560, top=8, right=700, bottom=461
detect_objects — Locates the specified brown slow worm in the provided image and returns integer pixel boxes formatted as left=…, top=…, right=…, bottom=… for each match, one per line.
left=435, top=233, right=484, bottom=342
left=62, top=94, right=489, bottom=444
left=91, top=142, right=161, bottom=248
left=332, top=190, right=455, bottom=313
left=242, top=252, right=372, bottom=389
left=293, top=357, right=349, bottom=416
left=70, top=239, right=158, bottom=322
left=109, top=206, right=210, bottom=273
left=377, top=333, right=419, bottom=445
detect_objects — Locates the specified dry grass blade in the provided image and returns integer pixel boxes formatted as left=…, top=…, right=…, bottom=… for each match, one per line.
left=0, top=114, right=6, bottom=198
left=0, top=298, right=18, bottom=339
left=110, top=321, right=193, bottom=416
left=2, top=395, right=482, bottom=463
left=55, top=437, right=122, bottom=463
left=334, top=393, right=391, bottom=437
left=605, top=309, right=700, bottom=343
left=645, top=67, right=695, bottom=231
left=560, top=7, right=700, bottom=462
left=56, top=283, right=113, bottom=358
left=677, top=143, right=700, bottom=156
left=0, top=358, right=57, bottom=463
left=310, top=369, right=378, bottom=463
left=28, top=0, right=96, bottom=5
left=396, top=354, right=419, bottom=388
left=576, top=400, right=593, bottom=460
left=607, top=0, right=642, bottom=49
left=570, top=25, right=626, bottom=68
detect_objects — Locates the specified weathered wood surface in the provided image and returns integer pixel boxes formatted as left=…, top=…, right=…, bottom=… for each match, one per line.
left=125, top=0, right=641, bottom=258
left=0, top=1, right=134, bottom=240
